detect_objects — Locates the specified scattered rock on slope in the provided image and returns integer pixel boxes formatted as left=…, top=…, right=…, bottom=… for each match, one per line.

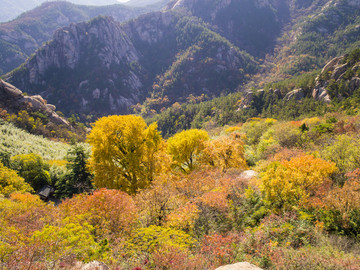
left=215, top=262, right=263, bottom=270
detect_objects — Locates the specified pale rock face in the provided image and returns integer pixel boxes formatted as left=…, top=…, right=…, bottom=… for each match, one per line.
left=237, top=90, right=253, bottom=110
left=331, top=63, right=349, bottom=80
left=46, top=104, right=56, bottom=111
left=312, top=54, right=360, bottom=103
left=239, top=170, right=258, bottom=180
left=27, top=17, right=140, bottom=84
left=128, top=12, right=174, bottom=44
left=284, top=88, right=304, bottom=101
left=125, top=71, right=143, bottom=90
left=321, top=56, right=344, bottom=74
left=215, top=262, right=263, bottom=270
left=313, top=86, right=331, bottom=103
left=92, top=88, right=101, bottom=99
left=81, top=98, right=88, bottom=108
left=79, top=80, right=89, bottom=89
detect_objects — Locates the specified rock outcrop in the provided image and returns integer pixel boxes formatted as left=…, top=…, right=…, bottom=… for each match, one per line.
left=237, top=91, right=254, bottom=110
left=0, top=79, right=70, bottom=126
left=312, top=53, right=360, bottom=103
left=284, top=88, right=304, bottom=101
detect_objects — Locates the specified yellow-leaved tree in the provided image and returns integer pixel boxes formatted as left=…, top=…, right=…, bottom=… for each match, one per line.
left=0, top=162, right=33, bottom=197
left=260, top=155, right=337, bottom=210
left=202, top=133, right=248, bottom=172
left=167, top=129, right=209, bottom=172
left=88, top=115, right=162, bottom=194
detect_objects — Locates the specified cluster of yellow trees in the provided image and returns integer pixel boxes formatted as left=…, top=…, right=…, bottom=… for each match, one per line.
left=1, top=113, right=360, bottom=268
left=87, top=115, right=247, bottom=195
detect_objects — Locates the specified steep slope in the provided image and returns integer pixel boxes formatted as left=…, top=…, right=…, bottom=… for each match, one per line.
left=167, top=0, right=291, bottom=56
left=0, top=1, right=161, bottom=74
left=266, top=0, right=360, bottom=79
left=165, top=0, right=360, bottom=77
left=5, top=13, right=256, bottom=116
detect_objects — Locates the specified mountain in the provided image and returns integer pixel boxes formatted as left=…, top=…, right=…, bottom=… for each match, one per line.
left=125, top=0, right=170, bottom=7
left=166, top=0, right=292, bottom=57
left=265, top=0, right=360, bottom=79
left=0, top=0, right=122, bottom=23
left=5, top=13, right=256, bottom=116
left=0, top=1, right=163, bottom=75
left=3, top=0, right=360, bottom=118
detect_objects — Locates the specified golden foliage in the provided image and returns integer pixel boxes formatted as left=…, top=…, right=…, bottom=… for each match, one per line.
left=88, top=115, right=162, bottom=194
left=167, top=129, right=209, bottom=172
left=260, top=155, right=337, bottom=209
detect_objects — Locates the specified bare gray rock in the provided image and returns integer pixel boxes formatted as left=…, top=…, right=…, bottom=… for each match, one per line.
left=331, top=63, right=349, bottom=80
left=312, top=86, right=331, bottom=103
left=215, top=262, right=263, bottom=270
left=237, top=90, right=254, bottom=110
left=321, top=56, right=344, bottom=74
left=284, top=88, right=304, bottom=101
left=240, top=170, right=258, bottom=180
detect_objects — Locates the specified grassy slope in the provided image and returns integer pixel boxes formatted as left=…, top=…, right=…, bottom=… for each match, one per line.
left=0, top=120, right=69, bottom=160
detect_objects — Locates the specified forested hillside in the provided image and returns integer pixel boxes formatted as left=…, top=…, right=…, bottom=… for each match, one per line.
left=5, top=13, right=256, bottom=116
left=0, top=0, right=360, bottom=269
left=1, top=112, right=360, bottom=268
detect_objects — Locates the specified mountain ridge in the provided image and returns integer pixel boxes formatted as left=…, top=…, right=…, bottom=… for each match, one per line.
left=5, top=12, right=256, bottom=116
left=0, top=1, right=165, bottom=74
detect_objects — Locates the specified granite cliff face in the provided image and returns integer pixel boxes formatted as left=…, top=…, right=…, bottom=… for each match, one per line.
left=0, top=1, right=162, bottom=75
left=6, top=12, right=256, bottom=115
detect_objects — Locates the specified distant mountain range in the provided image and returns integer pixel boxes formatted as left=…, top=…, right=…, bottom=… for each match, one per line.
left=3, top=0, right=360, bottom=118
left=0, top=0, right=172, bottom=23
left=0, top=1, right=168, bottom=74
left=0, top=0, right=121, bottom=23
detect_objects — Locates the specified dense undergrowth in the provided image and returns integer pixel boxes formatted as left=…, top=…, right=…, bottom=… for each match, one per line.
left=1, top=110, right=360, bottom=269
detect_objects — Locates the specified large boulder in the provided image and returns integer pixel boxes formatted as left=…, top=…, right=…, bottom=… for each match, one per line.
left=312, top=85, right=331, bottom=103
left=237, top=90, right=254, bottom=110
left=284, top=88, right=304, bottom=101
left=215, top=262, right=263, bottom=270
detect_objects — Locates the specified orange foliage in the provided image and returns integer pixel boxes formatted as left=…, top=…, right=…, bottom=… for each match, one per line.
left=324, top=169, right=360, bottom=217
left=0, top=193, right=58, bottom=237
left=200, top=233, right=240, bottom=267
left=271, top=148, right=306, bottom=162
left=166, top=202, right=200, bottom=232
left=199, top=188, right=229, bottom=211
left=60, top=188, right=138, bottom=239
